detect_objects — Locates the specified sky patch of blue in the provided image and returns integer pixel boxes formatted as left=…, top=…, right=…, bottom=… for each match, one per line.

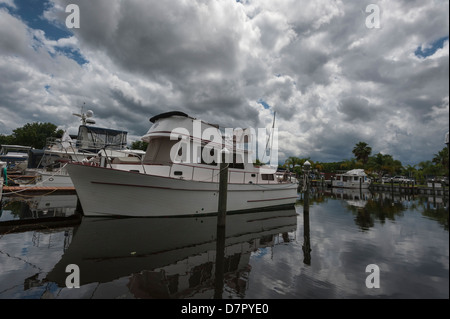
left=415, top=36, right=448, bottom=58
left=5, top=0, right=88, bottom=65
left=11, top=0, right=72, bottom=40
left=258, top=99, right=270, bottom=110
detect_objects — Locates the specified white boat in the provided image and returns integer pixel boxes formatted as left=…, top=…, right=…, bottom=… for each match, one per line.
left=331, top=169, right=371, bottom=189
left=67, top=111, right=299, bottom=217
left=0, top=145, right=31, bottom=174
left=23, top=110, right=145, bottom=187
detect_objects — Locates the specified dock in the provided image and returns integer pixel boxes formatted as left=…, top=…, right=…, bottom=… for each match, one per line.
left=304, top=179, right=448, bottom=197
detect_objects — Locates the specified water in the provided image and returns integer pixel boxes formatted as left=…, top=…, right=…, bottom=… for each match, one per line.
left=0, top=189, right=448, bottom=299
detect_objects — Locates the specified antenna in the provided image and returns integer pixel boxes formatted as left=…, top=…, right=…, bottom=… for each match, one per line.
left=73, top=103, right=96, bottom=125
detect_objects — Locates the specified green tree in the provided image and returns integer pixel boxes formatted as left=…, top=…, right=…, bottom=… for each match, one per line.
left=402, top=164, right=417, bottom=180
left=0, top=134, right=15, bottom=145
left=352, top=142, right=372, bottom=165
left=418, top=160, right=440, bottom=181
left=284, top=156, right=302, bottom=171
left=130, top=140, right=148, bottom=151
left=432, top=147, right=449, bottom=177
left=12, top=122, right=64, bottom=149
left=366, top=153, right=402, bottom=178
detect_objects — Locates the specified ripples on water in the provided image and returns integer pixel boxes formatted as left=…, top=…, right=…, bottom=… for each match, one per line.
left=0, top=189, right=448, bottom=299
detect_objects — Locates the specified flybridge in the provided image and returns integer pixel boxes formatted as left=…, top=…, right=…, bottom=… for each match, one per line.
left=72, top=108, right=128, bottom=152
left=144, top=111, right=278, bottom=167
left=76, top=125, right=128, bottom=152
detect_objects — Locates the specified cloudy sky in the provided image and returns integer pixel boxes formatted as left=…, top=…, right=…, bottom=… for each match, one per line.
left=0, top=0, right=448, bottom=165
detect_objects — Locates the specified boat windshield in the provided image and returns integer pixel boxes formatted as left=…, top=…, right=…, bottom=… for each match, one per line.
left=76, top=125, right=128, bottom=152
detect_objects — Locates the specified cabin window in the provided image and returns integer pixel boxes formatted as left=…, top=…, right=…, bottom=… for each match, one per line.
left=354, top=176, right=359, bottom=181
left=336, top=176, right=341, bottom=180
left=143, top=137, right=180, bottom=164
left=261, top=174, right=274, bottom=181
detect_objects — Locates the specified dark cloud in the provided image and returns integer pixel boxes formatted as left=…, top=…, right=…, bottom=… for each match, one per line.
left=338, top=96, right=374, bottom=122
left=0, top=0, right=448, bottom=165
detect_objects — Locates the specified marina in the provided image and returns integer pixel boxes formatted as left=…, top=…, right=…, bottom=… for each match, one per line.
left=0, top=0, right=448, bottom=307
left=0, top=188, right=447, bottom=299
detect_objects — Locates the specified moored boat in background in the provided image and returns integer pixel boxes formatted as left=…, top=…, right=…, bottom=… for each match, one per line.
left=22, top=109, right=145, bottom=188
left=331, top=169, right=371, bottom=189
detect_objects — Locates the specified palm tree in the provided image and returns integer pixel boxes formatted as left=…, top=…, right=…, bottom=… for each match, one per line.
left=352, top=142, right=372, bottom=165
left=284, top=156, right=302, bottom=171
left=432, top=147, right=449, bottom=176
left=403, top=164, right=417, bottom=180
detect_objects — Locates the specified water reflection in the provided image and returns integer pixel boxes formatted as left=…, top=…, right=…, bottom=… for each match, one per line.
left=302, top=187, right=449, bottom=232
left=1, top=189, right=448, bottom=299
left=41, top=209, right=297, bottom=298
left=0, top=194, right=78, bottom=222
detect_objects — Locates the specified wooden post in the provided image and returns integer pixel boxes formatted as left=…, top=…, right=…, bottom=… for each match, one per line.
left=302, top=205, right=311, bottom=265
left=214, top=151, right=229, bottom=298
left=217, top=152, right=229, bottom=227
left=214, top=224, right=226, bottom=299
left=304, top=174, right=309, bottom=215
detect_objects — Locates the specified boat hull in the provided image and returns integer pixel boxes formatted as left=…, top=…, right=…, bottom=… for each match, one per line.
left=67, top=163, right=299, bottom=217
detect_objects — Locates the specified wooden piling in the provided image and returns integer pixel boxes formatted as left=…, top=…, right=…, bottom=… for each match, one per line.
left=217, top=153, right=229, bottom=227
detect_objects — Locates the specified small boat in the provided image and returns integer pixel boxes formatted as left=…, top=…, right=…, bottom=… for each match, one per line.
left=67, top=111, right=299, bottom=217
left=0, top=145, right=32, bottom=174
left=331, top=169, right=371, bottom=189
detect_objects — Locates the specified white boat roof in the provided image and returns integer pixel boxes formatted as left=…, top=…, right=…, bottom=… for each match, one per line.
left=1, top=145, right=32, bottom=150
left=343, top=169, right=367, bottom=176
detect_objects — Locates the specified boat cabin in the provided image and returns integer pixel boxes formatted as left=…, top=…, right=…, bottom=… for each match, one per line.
left=109, top=111, right=280, bottom=184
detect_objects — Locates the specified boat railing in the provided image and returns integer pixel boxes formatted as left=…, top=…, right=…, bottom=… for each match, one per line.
left=45, top=137, right=79, bottom=155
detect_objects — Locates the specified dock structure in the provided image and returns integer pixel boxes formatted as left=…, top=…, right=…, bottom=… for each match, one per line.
left=369, top=181, right=448, bottom=196
left=305, top=178, right=448, bottom=197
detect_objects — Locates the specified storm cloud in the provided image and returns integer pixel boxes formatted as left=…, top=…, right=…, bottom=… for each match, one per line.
left=0, top=0, right=448, bottom=165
